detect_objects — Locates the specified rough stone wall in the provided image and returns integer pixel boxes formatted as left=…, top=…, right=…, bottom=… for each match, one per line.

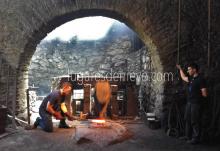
left=136, top=47, right=166, bottom=117
left=1, top=0, right=174, bottom=116
left=0, top=53, right=18, bottom=115
left=29, top=23, right=143, bottom=95
left=211, top=2, right=220, bottom=136
left=0, top=0, right=219, bottom=132
left=160, top=0, right=220, bottom=134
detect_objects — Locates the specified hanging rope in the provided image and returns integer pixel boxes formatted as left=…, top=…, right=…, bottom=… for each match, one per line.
left=208, top=0, right=211, bottom=68
left=177, top=0, right=181, bottom=64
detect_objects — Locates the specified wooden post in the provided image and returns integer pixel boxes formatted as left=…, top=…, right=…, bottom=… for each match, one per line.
left=110, top=85, right=118, bottom=115
left=0, top=56, right=1, bottom=68
left=126, top=86, right=138, bottom=116
left=26, top=89, right=30, bottom=125
left=12, top=71, right=17, bottom=129
left=6, top=65, right=10, bottom=107
left=83, top=85, right=90, bottom=114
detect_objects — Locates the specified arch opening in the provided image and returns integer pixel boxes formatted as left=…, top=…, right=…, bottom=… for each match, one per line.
left=17, top=9, right=165, bottom=122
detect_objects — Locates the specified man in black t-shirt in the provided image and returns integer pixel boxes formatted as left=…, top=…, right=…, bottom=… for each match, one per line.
left=32, top=82, right=75, bottom=132
left=177, top=63, right=208, bottom=144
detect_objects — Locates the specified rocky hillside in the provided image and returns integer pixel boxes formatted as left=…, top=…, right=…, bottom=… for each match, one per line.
left=28, top=22, right=144, bottom=95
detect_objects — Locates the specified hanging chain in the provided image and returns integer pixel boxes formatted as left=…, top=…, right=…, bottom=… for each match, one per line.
left=177, top=0, right=181, bottom=64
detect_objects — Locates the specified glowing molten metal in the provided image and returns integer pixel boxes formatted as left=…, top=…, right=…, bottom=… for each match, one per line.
left=90, top=119, right=106, bottom=124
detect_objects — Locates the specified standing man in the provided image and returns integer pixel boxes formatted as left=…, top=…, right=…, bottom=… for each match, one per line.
left=33, top=82, right=75, bottom=132
left=176, top=63, right=208, bottom=144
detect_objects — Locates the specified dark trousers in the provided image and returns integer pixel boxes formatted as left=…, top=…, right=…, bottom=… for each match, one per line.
left=184, top=102, right=201, bottom=141
left=94, top=101, right=103, bottom=117
left=94, top=101, right=111, bottom=118
left=39, top=108, right=53, bottom=132
left=38, top=108, right=66, bottom=132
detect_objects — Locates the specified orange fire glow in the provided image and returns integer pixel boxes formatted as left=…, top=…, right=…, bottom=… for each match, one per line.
left=90, top=119, right=106, bottom=124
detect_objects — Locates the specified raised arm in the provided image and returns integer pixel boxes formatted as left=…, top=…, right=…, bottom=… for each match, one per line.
left=176, top=64, right=189, bottom=83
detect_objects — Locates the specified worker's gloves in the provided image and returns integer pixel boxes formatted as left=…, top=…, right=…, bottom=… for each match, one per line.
left=67, top=116, right=75, bottom=121
left=65, top=112, right=75, bottom=121
left=54, top=112, right=64, bottom=120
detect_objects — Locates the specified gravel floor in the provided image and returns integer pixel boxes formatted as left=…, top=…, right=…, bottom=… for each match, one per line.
left=0, top=121, right=219, bottom=151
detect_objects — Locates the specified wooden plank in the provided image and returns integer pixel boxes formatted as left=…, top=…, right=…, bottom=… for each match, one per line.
left=12, top=71, right=17, bottom=129
left=111, top=95, right=118, bottom=115
left=83, top=85, right=91, bottom=113
left=126, top=86, right=138, bottom=116
left=5, top=65, right=10, bottom=107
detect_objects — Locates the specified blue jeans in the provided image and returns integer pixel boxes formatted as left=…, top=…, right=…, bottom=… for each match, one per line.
left=39, top=108, right=53, bottom=132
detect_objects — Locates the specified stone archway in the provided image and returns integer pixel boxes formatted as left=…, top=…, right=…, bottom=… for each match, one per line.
left=0, top=0, right=179, bottom=119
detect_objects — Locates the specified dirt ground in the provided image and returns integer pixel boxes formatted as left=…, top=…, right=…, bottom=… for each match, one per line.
left=0, top=121, right=219, bottom=151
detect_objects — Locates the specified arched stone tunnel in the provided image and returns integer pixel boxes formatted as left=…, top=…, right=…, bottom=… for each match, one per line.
left=0, top=0, right=220, bottom=136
